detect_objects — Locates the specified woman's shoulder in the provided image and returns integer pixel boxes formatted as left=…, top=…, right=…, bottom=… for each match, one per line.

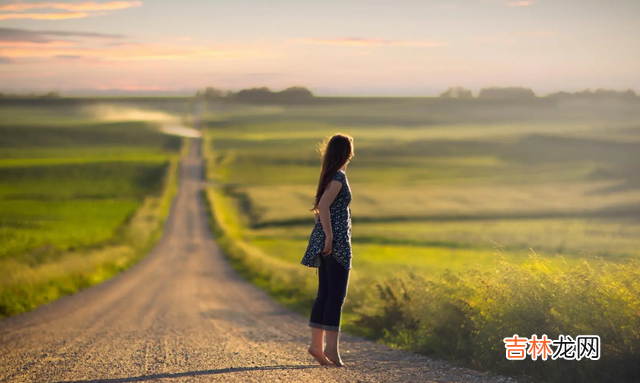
left=332, top=170, right=346, bottom=183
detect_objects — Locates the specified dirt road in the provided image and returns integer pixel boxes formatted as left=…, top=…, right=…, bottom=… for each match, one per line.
left=0, top=139, right=510, bottom=383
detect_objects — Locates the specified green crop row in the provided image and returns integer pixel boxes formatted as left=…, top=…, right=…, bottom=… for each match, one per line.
left=0, top=155, right=181, bottom=318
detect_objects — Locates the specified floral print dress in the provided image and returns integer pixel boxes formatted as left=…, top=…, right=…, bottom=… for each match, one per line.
left=301, top=170, right=352, bottom=270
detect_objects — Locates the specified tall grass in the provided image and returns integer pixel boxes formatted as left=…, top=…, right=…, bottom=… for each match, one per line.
left=204, top=184, right=640, bottom=383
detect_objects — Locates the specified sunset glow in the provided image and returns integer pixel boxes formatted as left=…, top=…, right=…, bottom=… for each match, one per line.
left=0, top=0, right=638, bottom=95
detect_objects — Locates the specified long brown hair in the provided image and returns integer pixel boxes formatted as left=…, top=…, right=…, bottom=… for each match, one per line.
left=312, top=133, right=354, bottom=211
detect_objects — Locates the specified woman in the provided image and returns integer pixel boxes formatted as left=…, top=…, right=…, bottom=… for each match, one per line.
left=301, top=133, right=354, bottom=367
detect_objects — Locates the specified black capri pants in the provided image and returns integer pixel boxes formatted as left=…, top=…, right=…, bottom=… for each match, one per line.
left=309, top=254, right=350, bottom=331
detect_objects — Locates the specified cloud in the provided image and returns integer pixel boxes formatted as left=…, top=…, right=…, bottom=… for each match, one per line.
left=97, top=85, right=171, bottom=91
left=295, top=38, right=447, bottom=47
left=524, top=31, right=557, bottom=37
left=0, top=11, right=94, bottom=20
left=0, top=40, right=75, bottom=48
left=55, top=54, right=83, bottom=59
left=0, top=27, right=126, bottom=52
left=0, top=26, right=265, bottom=63
left=0, top=1, right=142, bottom=12
left=506, top=1, right=534, bottom=6
left=475, top=36, right=515, bottom=44
left=0, top=1, right=141, bottom=20
left=0, top=28, right=125, bottom=43
left=0, top=56, right=14, bottom=64
left=475, top=37, right=499, bottom=43
left=485, top=0, right=535, bottom=6
left=440, top=4, right=460, bottom=10
left=1, top=42, right=266, bottom=62
left=475, top=30, right=555, bottom=44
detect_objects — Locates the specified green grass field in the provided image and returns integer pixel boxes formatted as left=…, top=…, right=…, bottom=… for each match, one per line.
left=0, top=101, right=189, bottom=317
left=202, top=98, right=640, bottom=382
left=205, top=114, right=640, bottom=275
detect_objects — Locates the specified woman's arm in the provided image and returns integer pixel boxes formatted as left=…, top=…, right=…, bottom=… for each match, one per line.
left=318, top=180, right=343, bottom=255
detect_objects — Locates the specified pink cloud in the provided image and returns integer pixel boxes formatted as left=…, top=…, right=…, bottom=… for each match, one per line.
left=0, top=41, right=269, bottom=62
left=506, top=1, right=534, bottom=7
left=475, top=30, right=555, bottom=44
left=524, top=31, right=557, bottom=37
left=0, top=40, right=75, bottom=48
left=0, top=1, right=141, bottom=20
left=0, top=12, right=95, bottom=20
left=484, top=0, right=535, bottom=6
left=296, top=37, right=447, bottom=47
left=95, top=85, right=170, bottom=91
left=0, top=1, right=142, bottom=12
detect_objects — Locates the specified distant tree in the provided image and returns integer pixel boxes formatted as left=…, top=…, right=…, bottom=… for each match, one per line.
left=546, top=91, right=572, bottom=100
left=574, top=89, right=593, bottom=98
left=195, top=87, right=228, bottom=99
left=41, top=91, right=61, bottom=99
left=203, top=86, right=225, bottom=98
left=236, top=87, right=273, bottom=100
left=624, top=89, right=638, bottom=99
left=546, top=88, right=639, bottom=101
left=478, top=87, right=536, bottom=100
left=594, top=88, right=623, bottom=99
left=593, top=88, right=639, bottom=100
left=440, top=86, right=473, bottom=99
left=235, top=86, right=314, bottom=102
left=279, top=86, right=314, bottom=99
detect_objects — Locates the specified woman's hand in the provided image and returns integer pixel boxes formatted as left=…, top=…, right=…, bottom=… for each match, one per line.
left=317, top=180, right=342, bottom=256
left=322, top=235, right=333, bottom=256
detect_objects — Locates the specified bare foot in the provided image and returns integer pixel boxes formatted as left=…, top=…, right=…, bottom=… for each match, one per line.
left=324, top=349, right=345, bottom=367
left=308, top=347, right=332, bottom=366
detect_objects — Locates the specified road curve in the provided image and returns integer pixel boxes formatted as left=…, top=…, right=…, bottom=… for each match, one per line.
left=0, top=139, right=507, bottom=383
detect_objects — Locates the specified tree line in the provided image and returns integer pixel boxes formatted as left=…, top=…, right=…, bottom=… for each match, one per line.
left=195, top=86, right=314, bottom=102
left=440, top=86, right=639, bottom=100
left=3, top=86, right=637, bottom=101
left=197, top=85, right=639, bottom=101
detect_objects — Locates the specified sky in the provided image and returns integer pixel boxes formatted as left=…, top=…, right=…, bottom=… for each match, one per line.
left=0, top=0, right=638, bottom=96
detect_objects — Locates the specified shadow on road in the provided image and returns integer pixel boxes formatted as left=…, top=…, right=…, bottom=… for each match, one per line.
left=54, top=365, right=322, bottom=383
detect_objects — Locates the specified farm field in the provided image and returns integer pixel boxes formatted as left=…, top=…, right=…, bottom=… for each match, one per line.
left=0, top=100, right=190, bottom=317
left=202, top=98, right=640, bottom=382
left=204, top=101, right=640, bottom=278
